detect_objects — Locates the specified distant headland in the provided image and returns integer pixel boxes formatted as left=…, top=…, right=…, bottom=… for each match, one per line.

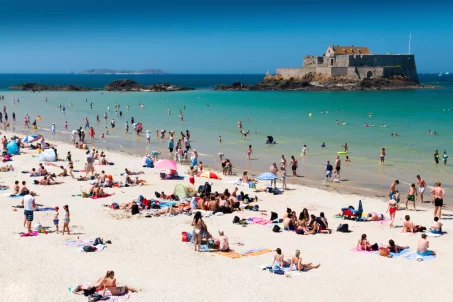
left=8, top=80, right=194, bottom=92
left=78, top=69, right=168, bottom=75
left=217, top=45, right=437, bottom=91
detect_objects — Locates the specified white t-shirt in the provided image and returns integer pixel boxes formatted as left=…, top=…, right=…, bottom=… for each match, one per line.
left=23, top=195, right=35, bottom=211
left=146, top=132, right=151, bottom=139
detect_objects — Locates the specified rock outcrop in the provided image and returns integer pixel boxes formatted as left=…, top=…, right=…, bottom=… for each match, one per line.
left=104, top=80, right=195, bottom=92
left=8, top=83, right=96, bottom=91
left=215, top=75, right=434, bottom=91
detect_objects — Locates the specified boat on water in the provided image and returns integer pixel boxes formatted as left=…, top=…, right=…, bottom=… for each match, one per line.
left=446, top=72, right=450, bottom=75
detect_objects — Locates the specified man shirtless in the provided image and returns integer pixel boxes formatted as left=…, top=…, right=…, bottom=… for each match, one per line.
left=430, top=182, right=446, bottom=219
left=19, top=181, right=29, bottom=195
left=388, top=180, right=399, bottom=199
left=417, top=234, right=435, bottom=256
left=416, top=175, right=426, bottom=202
left=401, top=215, right=414, bottom=233
left=334, top=156, right=341, bottom=181
left=98, top=170, right=106, bottom=183
left=12, top=181, right=20, bottom=194
left=270, top=163, right=278, bottom=189
left=405, top=183, right=418, bottom=211
left=57, top=166, right=68, bottom=177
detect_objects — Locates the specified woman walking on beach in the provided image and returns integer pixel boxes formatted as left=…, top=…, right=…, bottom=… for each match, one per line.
left=62, top=204, right=70, bottom=235
left=246, top=145, right=252, bottom=160
left=387, top=196, right=397, bottom=228
left=380, top=148, right=386, bottom=165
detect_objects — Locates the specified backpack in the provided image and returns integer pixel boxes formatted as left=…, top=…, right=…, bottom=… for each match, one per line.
left=270, top=212, right=278, bottom=221
left=272, top=225, right=281, bottom=233
left=83, top=246, right=96, bottom=252
left=232, top=216, right=240, bottom=224
left=83, top=287, right=96, bottom=296
left=337, top=224, right=349, bottom=233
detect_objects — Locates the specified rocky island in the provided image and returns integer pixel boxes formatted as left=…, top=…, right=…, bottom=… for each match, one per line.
left=8, top=83, right=96, bottom=91
left=104, top=79, right=195, bottom=92
left=216, top=74, right=430, bottom=91
left=217, top=44, right=435, bottom=91
left=8, top=80, right=195, bottom=92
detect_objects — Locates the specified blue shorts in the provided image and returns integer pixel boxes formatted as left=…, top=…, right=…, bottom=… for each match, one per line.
left=418, top=250, right=435, bottom=256
left=54, top=220, right=59, bottom=225
left=24, top=210, right=34, bottom=221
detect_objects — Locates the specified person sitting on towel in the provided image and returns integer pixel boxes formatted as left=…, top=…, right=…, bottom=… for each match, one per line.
left=417, top=234, right=436, bottom=256
left=288, top=250, right=320, bottom=272
left=386, top=239, right=409, bottom=254
left=430, top=217, right=443, bottom=234
left=217, top=230, right=229, bottom=251
left=283, top=213, right=295, bottom=231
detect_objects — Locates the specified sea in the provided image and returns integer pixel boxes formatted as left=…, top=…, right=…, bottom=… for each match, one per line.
left=0, top=73, right=452, bottom=197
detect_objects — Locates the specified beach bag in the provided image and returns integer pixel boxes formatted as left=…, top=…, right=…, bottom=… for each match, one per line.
left=270, top=212, right=278, bottom=221
left=379, top=248, right=390, bottom=257
left=272, top=225, right=281, bottom=233
left=81, top=192, right=88, bottom=198
left=202, top=182, right=211, bottom=195
left=371, top=243, right=379, bottom=251
left=83, top=246, right=96, bottom=253
left=110, top=202, right=119, bottom=210
left=197, top=185, right=204, bottom=193
left=181, top=232, right=189, bottom=242
left=337, top=224, right=349, bottom=233
left=233, top=216, right=240, bottom=224
left=265, top=187, right=273, bottom=193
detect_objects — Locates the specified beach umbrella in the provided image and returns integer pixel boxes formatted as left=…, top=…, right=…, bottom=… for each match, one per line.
left=154, top=159, right=177, bottom=170
left=256, top=172, right=278, bottom=181
left=197, top=171, right=222, bottom=180
left=23, top=135, right=38, bottom=143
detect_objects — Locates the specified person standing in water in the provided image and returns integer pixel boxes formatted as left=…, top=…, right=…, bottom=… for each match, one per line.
left=290, top=156, right=298, bottom=177
left=280, top=155, right=287, bottom=168
left=416, top=175, right=427, bottom=203
left=246, top=145, right=252, bottom=160
left=434, top=150, right=439, bottom=164
left=334, top=155, right=341, bottom=181
left=343, top=143, right=348, bottom=153
left=380, top=148, right=386, bottom=165
left=442, top=151, right=448, bottom=165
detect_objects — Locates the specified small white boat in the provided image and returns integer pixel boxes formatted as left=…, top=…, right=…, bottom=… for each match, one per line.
left=446, top=72, right=450, bottom=75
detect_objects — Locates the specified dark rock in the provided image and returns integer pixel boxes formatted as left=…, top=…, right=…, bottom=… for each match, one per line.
left=8, top=83, right=96, bottom=91
left=104, top=79, right=195, bottom=92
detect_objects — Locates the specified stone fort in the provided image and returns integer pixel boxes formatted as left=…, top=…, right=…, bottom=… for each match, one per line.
left=276, top=45, right=419, bottom=83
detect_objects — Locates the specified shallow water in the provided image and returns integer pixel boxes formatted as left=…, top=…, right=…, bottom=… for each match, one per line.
left=1, top=74, right=452, bottom=196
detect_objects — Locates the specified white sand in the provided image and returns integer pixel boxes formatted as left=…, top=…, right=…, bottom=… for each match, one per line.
left=1, top=132, right=452, bottom=301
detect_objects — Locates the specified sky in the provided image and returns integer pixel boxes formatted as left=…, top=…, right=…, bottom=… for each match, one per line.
left=0, top=0, right=451, bottom=73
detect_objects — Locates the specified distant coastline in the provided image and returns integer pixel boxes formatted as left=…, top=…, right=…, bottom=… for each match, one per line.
left=78, top=69, right=168, bottom=75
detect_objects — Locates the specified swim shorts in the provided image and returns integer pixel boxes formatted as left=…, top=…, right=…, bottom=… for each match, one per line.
left=24, top=210, right=34, bottom=221
left=189, top=177, right=195, bottom=185
left=292, top=165, right=296, bottom=171
left=54, top=219, right=59, bottom=225
left=336, top=167, right=340, bottom=172
left=407, top=195, right=415, bottom=201
left=419, top=187, right=425, bottom=193
left=434, top=198, right=443, bottom=207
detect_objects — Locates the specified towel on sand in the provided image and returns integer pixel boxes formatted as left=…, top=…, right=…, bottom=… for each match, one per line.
left=214, top=248, right=273, bottom=259
left=260, top=264, right=304, bottom=277
left=36, top=207, right=55, bottom=211
left=375, top=248, right=411, bottom=258
left=20, top=232, right=39, bottom=237
left=7, top=194, right=23, bottom=198
left=425, top=232, right=443, bottom=237
left=351, top=246, right=382, bottom=253
left=76, top=244, right=106, bottom=252
left=90, top=194, right=112, bottom=199
left=63, top=239, right=95, bottom=247
left=405, top=252, right=436, bottom=261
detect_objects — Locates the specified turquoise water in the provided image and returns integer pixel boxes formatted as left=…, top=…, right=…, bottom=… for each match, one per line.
left=1, top=74, right=452, bottom=195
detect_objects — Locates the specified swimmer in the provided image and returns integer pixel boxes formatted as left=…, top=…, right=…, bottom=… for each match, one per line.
left=219, top=136, right=222, bottom=143
left=321, top=142, right=326, bottom=148
left=342, top=121, right=346, bottom=125
left=345, top=156, right=351, bottom=162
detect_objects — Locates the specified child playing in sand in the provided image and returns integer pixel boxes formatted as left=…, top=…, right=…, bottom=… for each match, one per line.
left=62, top=205, right=70, bottom=235
left=53, top=206, right=59, bottom=233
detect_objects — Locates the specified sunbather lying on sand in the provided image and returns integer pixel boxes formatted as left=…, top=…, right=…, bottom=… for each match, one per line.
left=73, top=270, right=139, bottom=297
left=124, top=168, right=144, bottom=175
left=34, top=176, right=62, bottom=185
left=0, top=164, right=14, bottom=172
left=92, top=183, right=107, bottom=197
left=288, top=250, right=320, bottom=272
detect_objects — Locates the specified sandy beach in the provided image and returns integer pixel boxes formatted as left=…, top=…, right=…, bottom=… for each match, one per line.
left=1, top=130, right=452, bottom=302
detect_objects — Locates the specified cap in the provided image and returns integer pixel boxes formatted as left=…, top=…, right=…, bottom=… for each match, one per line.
left=55, top=206, right=59, bottom=210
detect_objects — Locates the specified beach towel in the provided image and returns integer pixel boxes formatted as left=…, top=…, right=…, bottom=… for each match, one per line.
left=159, top=201, right=177, bottom=208
left=20, top=232, right=39, bottom=237
left=0, top=187, right=8, bottom=191
left=260, top=264, right=304, bottom=277
left=36, top=207, right=55, bottom=211
left=71, top=285, right=130, bottom=301
left=7, top=194, right=23, bottom=198
left=405, top=252, right=436, bottom=261
left=63, top=239, right=95, bottom=247
left=72, top=193, right=93, bottom=198
left=90, top=194, right=112, bottom=199
left=351, top=246, right=382, bottom=254
left=214, top=248, right=273, bottom=259
left=76, top=244, right=106, bottom=252
left=425, top=232, right=443, bottom=237
left=245, top=217, right=272, bottom=225
left=375, top=248, right=411, bottom=258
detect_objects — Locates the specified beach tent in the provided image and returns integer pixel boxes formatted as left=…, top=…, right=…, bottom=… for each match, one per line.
left=6, top=141, right=19, bottom=155
left=174, top=184, right=194, bottom=199
left=38, top=149, right=56, bottom=162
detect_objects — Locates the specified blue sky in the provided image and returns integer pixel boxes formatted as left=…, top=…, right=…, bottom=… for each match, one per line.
left=0, top=0, right=451, bottom=73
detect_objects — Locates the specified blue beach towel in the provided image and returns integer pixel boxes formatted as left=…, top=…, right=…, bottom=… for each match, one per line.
left=36, top=207, right=55, bottom=211
left=405, top=252, right=436, bottom=261
left=375, top=248, right=411, bottom=258
left=0, top=187, right=8, bottom=191
left=8, top=194, right=23, bottom=198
